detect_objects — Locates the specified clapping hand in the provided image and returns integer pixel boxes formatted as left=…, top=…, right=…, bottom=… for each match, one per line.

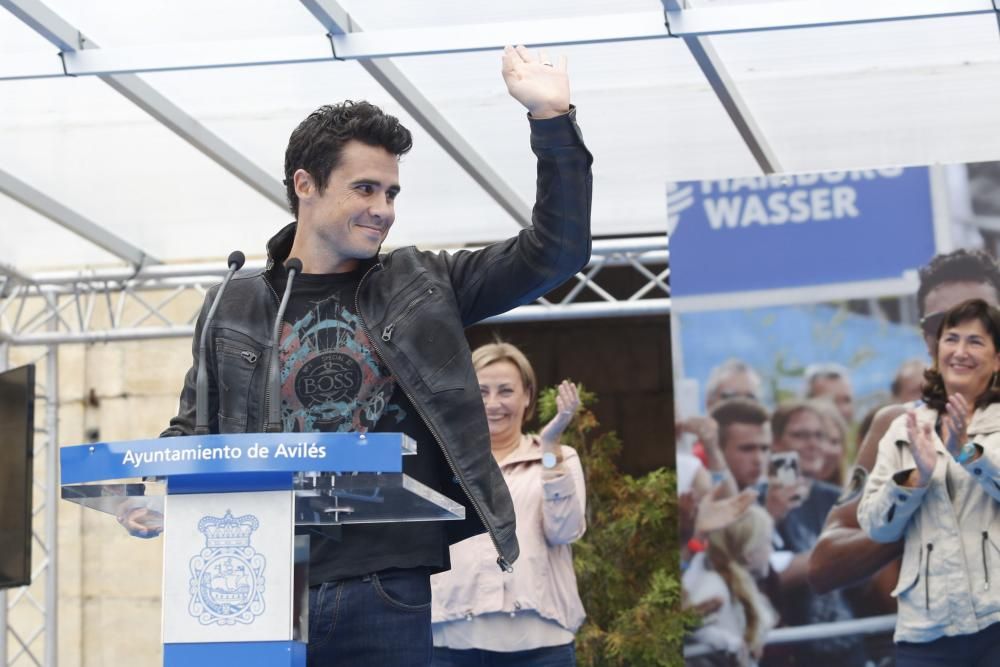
left=942, top=393, right=970, bottom=457
left=539, top=380, right=580, bottom=447
left=695, top=485, right=758, bottom=535
left=905, top=410, right=939, bottom=487
left=501, top=45, right=571, bottom=119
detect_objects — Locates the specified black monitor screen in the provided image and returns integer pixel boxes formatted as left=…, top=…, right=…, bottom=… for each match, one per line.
left=0, top=363, right=34, bottom=590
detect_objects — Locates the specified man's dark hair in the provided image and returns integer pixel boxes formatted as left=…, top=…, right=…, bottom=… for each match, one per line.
left=916, top=249, right=1000, bottom=318
left=283, top=101, right=413, bottom=217
left=922, top=298, right=1000, bottom=412
left=710, top=398, right=770, bottom=449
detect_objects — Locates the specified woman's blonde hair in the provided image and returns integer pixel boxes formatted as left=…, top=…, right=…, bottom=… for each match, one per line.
left=471, top=342, right=538, bottom=421
left=705, top=505, right=774, bottom=654
left=810, top=398, right=849, bottom=486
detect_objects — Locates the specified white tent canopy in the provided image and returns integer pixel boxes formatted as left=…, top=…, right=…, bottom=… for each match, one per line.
left=1, top=0, right=999, bottom=273
left=1, top=4, right=998, bottom=664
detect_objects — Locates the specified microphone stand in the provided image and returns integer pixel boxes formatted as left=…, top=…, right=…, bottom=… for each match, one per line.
left=194, top=250, right=245, bottom=436
left=264, top=258, right=302, bottom=433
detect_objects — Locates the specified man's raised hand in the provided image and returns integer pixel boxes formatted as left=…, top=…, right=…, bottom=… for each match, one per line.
left=501, top=45, right=570, bottom=119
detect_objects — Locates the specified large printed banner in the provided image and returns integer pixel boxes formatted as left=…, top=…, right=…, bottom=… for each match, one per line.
left=668, top=167, right=936, bottom=297
left=673, top=165, right=947, bottom=666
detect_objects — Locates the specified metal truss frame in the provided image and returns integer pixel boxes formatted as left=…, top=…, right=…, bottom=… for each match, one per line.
left=0, top=341, right=58, bottom=667
left=3, top=1, right=995, bottom=82
left=0, top=237, right=669, bottom=347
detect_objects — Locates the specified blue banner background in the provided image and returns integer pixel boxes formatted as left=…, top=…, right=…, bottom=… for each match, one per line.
left=668, top=168, right=937, bottom=297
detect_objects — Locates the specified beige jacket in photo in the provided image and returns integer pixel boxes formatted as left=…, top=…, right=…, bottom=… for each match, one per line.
left=858, top=403, right=1000, bottom=644
left=431, top=434, right=587, bottom=632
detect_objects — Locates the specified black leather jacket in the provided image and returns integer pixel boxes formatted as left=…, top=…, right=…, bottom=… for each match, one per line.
left=162, top=110, right=593, bottom=569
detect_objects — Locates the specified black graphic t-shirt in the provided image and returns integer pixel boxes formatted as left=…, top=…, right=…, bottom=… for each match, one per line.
left=272, top=266, right=449, bottom=584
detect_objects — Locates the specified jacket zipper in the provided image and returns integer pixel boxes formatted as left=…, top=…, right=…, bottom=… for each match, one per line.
left=925, top=542, right=933, bottom=610
left=355, top=263, right=512, bottom=572
left=260, top=274, right=282, bottom=432
left=216, top=342, right=259, bottom=365
left=382, top=287, right=436, bottom=342
left=984, top=532, right=991, bottom=591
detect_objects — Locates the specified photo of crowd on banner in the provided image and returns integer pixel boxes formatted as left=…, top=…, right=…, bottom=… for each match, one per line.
left=674, top=160, right=1000, bottom=667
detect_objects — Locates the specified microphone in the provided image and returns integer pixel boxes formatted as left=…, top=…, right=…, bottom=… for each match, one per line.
left=195, top=250, right=246, bottom=435
left=264, top=257, right=302, bottom=432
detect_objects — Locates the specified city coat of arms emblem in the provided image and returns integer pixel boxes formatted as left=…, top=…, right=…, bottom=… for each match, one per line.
left=188, top=510, right=266, bottom=626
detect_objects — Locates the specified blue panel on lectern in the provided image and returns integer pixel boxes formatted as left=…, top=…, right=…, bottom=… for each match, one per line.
left=61, top=432, right=409, bottom=484
left=167, top=471, right=294, bottom=494
left=164, top=641, right=305, bottom=666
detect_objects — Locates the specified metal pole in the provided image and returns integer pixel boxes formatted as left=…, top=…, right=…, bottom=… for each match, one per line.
left=480, top=298, right=670, bottom=323
left=684, top=614, right=898, bottom=658
left=23, top=237, right=668, bottom=286
left=3, top=1, right=996, bottom=79
left=0, top=341, right=8, bottom=666
left=44, top=318, right=58, bottom=666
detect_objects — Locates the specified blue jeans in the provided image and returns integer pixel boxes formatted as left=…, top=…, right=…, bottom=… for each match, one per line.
left=896, top=621, right=1000, bottom=667
left=431, top=643, right=576, bottom=667
left=307, top=568, right=432, bottom=667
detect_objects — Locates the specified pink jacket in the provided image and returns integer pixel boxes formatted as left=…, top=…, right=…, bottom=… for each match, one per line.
left=431, top=434, right=587, bottom=632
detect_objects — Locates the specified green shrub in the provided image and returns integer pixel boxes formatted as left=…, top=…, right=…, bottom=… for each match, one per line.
left=538, top=386, right=697, bottom=666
